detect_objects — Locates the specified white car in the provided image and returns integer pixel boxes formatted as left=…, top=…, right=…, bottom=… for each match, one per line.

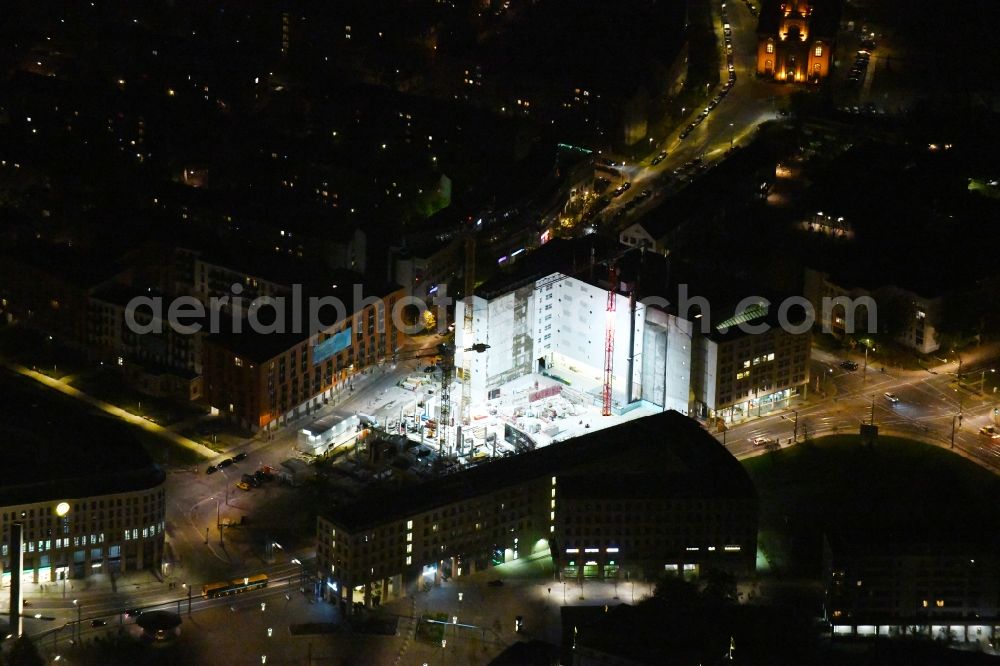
left=751, top=436, right=769, bottom=447
left=883, top=392, right=900, bottom=404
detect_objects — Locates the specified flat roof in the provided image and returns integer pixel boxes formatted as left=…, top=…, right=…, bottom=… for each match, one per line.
left=0, top=240, right=123, bottom=288
left=321, top=410, right=756, bottom=533
left=301, top=411, right=355, bottom=436
left=0, top=370, right=165, bottom=506
left=476, top=236, right=623, bottom=299
left=202, top=279, right=404, bottom=363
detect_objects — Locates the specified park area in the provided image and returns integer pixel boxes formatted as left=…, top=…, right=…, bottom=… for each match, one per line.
left=743, top=434, right=1000, bottom=577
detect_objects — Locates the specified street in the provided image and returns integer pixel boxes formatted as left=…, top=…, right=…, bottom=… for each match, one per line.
left=720, top=346, right=1000, bottom=471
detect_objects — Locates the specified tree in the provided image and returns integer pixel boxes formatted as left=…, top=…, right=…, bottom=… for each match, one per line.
left=7, top=635, right=43, bottom=666
left=701, top=569, right=738, bottom=603
left=651, top=574, right=700, bottom=608
left=872, top=287, right=916, bottom=339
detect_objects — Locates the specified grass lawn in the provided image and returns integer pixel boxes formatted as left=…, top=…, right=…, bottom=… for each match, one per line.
left=415, top=612, right=449, bottom=644
left=132, top=429, right=204, bottom=468
left=70, top=368, right=206, bottom=426
left=743, top=435, right=1000, bottom=576
left=0, top=325, right=89, bottom=379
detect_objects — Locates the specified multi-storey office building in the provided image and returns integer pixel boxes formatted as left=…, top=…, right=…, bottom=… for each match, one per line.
left=0, top=372, right=166, bottom=584
left=316, top=410, right=757, bottom=613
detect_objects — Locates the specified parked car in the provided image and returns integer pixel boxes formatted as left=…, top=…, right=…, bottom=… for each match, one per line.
left=218, top=458, right=234, bottom=469
left=206, top=465, right=218, bottom=474
left=123, top=609, right=142, bottom=618
left=91, top=619, right=107, bottom=627
left=233, top=452, right=248, bottom=462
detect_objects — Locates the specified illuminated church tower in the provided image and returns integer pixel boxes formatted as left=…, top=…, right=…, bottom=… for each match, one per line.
left=756, top=0, right=837, bottom=83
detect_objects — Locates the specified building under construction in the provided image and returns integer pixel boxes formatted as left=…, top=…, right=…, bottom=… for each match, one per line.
left=455, top=237, right=811, bottom=425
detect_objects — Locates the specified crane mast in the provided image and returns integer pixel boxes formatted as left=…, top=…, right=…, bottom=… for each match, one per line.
left=458, top=233, right=476, bottom=453
left=603, top=264, right=618, bottom=417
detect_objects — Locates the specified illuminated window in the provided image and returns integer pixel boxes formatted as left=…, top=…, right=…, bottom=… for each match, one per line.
left=766, top=42, right=774, bottom=54
left=936, top=600, right=945, bottom=607
left=814, top=46, right=823, bottom=57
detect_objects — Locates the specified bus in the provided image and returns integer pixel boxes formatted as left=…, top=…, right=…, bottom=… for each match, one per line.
left=202, top=573, right=268, bottom=598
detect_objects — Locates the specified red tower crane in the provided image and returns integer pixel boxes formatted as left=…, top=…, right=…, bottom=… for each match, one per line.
left=603, top=264, right=618, bottom=416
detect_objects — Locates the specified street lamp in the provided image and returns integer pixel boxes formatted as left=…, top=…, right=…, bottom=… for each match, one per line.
left=291, top=558, right=306, bottom=588
left=781, top=410, right=799, bottom=443
left=980, top=368, right=995, bottom=394
left=729, top=122, right=735, bottom=149
left=861, top=341, right=874, bottom=377
left=72, top=599, right=80, bottom=643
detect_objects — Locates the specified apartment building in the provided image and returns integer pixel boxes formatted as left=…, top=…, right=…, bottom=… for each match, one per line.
left=201, top=282, right=408, bottom=431
left=316, top=410, right=757, bottom=614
